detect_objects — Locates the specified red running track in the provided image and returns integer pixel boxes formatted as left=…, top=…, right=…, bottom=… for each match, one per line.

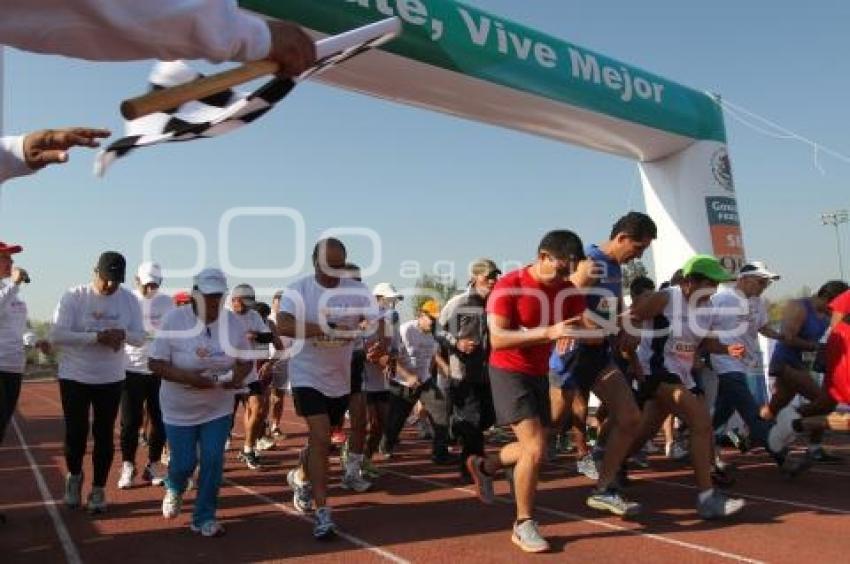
left=2, top=380, right=850, bottom=563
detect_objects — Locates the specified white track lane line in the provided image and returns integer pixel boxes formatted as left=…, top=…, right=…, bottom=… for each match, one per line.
left=25, top=385, right=408, bottom=564
left=11, top=416, right=83, bottom=564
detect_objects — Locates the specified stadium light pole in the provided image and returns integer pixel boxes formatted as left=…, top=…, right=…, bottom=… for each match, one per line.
left=822, top=209, right=849, bottom=279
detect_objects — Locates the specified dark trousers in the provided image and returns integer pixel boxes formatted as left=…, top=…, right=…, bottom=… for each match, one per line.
left=382, top=379, right=450, bottom=457
left=450, top=379, right=495, bottom=466
left=59, top=379, right=123, bottom=487
left=120, top=371, right=165, bottom=464
left=712, top=371, right=770, bottom=448
left=0, top=371, right=23, bottom=444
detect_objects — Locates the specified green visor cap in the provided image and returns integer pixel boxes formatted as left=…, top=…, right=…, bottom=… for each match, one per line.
left=682, top=255, right=735, bottom=283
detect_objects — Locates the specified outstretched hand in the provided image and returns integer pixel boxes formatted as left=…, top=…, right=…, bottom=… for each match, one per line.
left=23, top=128, right=111, bottom=170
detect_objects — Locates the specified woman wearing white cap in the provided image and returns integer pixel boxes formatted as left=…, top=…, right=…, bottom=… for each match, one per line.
left=149, top=268, right=251, bottom=537
left=117, top=262, right=174, bottom=489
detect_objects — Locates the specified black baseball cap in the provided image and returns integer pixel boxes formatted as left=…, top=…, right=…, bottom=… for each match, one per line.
left=95, top=251, right=126, bottom=283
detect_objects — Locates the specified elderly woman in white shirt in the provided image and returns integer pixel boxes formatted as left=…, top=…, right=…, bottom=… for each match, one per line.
left=149, top=268, right=250, bottom=538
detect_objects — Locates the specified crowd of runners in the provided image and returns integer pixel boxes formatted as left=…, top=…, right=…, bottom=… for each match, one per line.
left=3, top=211, right=850, bottom=553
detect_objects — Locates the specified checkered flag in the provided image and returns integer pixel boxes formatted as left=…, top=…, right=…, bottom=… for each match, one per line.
left=95, top=21, right=399, bottom=176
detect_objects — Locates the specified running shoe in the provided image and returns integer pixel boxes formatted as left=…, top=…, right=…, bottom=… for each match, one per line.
left=143, top=461, right=167, bottom=486
left=768, top=406, right=800, bottom=453
left=726, top=429, right=751, bottom=454
left=808, top=445, right=843, bottom=464
left=511, top=520, right=550, bottom=553
left=465, top=455, right=495, bottom=504
left=341, top=471, right=372, bottom=493
left=576, top=453, right=600, bottom=480
left=117, top=461, right=135, bottom=489
left=86, top=487, right=107, bottom=514
left=239, top=450, right=261, bottom=470
left=697, top=490, right=745, bottom=520
left=191, top=520, right=226, bottom=537
left=162, top=489, right=182, bottom=519
left=287, top=469, right=314, bottom=514
left=361, top=458, right=380, bottom=479
left=271, top=426, right=285, bottom=439
left=64, top=473, right=83, bottom=508
left=313, top=507, right=336, bottom=540
left=586, top=487, right=641, bottom=517
left=256, top=436, right=275, bottom=452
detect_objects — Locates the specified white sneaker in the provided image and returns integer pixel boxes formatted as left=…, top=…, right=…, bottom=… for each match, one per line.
left=341, top=471, right=372, bottom=493
left=143, top=461, right=167, bottom=486
left=190, top=520, right=226, bottom=537
left=86, top=487, right=107, bottom=514
left=768, top=406, right=800, bottom=453
left=117, top=462, right=135, bottom=489
left=162, top=489, right=182, bottom=519
left=256, top=436, right=275, bottom=452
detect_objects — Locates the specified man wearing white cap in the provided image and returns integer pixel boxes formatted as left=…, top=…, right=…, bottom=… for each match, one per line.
left=710, top=261, right=785, bottom=462
left=117, top=262, right=174, bottom=489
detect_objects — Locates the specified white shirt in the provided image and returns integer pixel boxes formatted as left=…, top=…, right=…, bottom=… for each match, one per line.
left=125, top=290, right=174, bottom=374
left=0, top=281, right=28, bottom=374
left=149, top=306, right=249, bottom=426
left=229, top=308, right=271, bottom=385
left=0, top=0, right=270, bottom=63
left=636, top=287, right=714, bottom=390
left=710, top=288, right=768, bottom=375
left=50, top=285, right=145, bottom=384
left=396, top=320, right=439, bottom=387
left=279, top=275, right=378, bottom=398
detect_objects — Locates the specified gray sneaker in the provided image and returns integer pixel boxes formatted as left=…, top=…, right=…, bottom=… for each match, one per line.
left=697, top=490, right=745, bottom=520
left=64, top=473, right=83, bottom=508
left=465, top=455, right=495, bottom=504
left=313, top=507, right=336, bottom=540
left=511, top=520, right=550, bottom=553
left=587, top=487, right=641, bottom=517
left=287, top=469, right=314, bottom=514
left=86, top=487, right=107, bottom=514
left=576, top=454, right=600, bottom=481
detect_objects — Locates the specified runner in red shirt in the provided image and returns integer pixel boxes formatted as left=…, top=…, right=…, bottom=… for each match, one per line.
left=465, top=230, right=585, bottom=553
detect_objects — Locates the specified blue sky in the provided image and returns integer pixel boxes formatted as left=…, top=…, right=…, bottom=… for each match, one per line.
left=2, top=0, right=850, bottom=320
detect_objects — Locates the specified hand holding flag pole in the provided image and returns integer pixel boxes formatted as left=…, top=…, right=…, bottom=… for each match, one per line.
left=119, top=17, right=402, bottom=121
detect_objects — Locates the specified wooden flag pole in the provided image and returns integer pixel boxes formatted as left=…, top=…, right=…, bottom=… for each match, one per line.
left=120, top=59, right=281, bottom=120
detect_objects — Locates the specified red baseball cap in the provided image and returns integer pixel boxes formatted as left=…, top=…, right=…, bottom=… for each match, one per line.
left=173, top=291, right=192, bottom=306
left=0, top=241, right=23, bottom=254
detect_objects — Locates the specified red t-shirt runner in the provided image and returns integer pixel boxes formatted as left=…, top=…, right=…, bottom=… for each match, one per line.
left=826, top=290, right=850, bottom=404
left=487, top=266, right=586, bottom=376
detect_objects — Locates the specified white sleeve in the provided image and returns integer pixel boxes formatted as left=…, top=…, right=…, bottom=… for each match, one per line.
left=148, top=311, right=175, bottom=361
left=50, top=291, right=98, bottom=346
left=0, top=0, right=271, bottom=63
left=0, top=136, right=34, bottom=185
left=124, top=293, right=147, bottom=347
